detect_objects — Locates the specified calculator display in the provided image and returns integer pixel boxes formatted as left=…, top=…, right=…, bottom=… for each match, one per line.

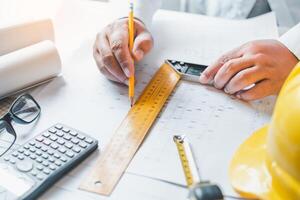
left=0, top=165, right=35, bottom=199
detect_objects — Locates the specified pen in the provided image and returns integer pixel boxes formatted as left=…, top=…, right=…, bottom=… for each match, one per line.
left=128, top=2, right=135, bottom=107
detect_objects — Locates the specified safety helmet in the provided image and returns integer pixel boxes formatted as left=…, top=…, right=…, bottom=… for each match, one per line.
left=229, top=62, right=300, bottom=199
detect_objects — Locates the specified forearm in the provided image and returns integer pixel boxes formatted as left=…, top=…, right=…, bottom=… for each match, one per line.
left=279, top=23, right=300, bottom=60
left=111, top=0, right=161, bottom=28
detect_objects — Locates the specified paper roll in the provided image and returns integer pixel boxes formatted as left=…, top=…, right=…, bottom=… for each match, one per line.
left=0, top=40, right=61, bottom=98
left=0, top=19, right=54, bottom=56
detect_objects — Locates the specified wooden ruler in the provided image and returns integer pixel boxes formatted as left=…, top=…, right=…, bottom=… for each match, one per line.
left=173, top=135, right=200, bottom=188
left=79, top=62, right=181, bottom=195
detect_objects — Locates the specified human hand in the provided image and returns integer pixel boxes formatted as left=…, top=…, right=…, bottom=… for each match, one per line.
left=94, top=18, right=153, bottom=85
left=199, top=40, right=299, bottom=100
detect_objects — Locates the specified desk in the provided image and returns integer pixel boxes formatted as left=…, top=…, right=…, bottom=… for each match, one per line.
left=0, top=1, right=276, bottom=199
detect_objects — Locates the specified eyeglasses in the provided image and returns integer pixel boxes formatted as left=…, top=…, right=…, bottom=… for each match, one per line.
left=0, top=94, right=41, bottom=157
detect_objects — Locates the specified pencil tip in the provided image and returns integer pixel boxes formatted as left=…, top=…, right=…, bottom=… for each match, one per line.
left=130, top=97, right=134, bottom=107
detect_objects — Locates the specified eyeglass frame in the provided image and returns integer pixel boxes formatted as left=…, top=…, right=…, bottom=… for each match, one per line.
left=0, top=93, right=41, bottom=157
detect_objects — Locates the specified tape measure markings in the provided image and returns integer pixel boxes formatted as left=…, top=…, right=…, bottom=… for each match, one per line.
left=174, top=135, right=201, bottom=188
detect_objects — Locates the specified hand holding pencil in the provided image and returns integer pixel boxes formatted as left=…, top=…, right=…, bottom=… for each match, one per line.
left=93, top=2, right=154, bottom=96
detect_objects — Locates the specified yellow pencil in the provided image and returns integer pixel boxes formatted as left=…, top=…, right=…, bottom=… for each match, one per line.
left=128, top=2, right=135, bottom=107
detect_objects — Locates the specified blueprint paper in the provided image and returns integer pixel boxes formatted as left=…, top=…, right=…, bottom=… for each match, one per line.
left=127, top=11, right=278, bottom=195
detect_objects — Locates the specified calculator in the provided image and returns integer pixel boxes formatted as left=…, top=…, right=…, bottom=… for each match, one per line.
left=166, top=59, right=208, bottom=82
left=0, top=124, right=98, bottom=200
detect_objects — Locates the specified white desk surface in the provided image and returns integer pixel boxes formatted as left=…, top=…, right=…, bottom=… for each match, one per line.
left=0, top=0, right=278, bottom=199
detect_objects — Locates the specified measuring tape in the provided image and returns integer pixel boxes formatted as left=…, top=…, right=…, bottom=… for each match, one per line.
left=173, top=135, right=224, bottom=200
left=79, top=62, right=181, bottom=195
left=173, top=135, right=201, bottom=188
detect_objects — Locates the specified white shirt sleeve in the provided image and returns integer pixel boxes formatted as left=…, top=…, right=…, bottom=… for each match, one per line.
left=111, top=0, right=161, bottom=28
left=279, top=23, right=300, bottom=60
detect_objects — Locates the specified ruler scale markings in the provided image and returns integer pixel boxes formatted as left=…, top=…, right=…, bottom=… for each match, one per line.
left=80, top=63, right=181, bottom=195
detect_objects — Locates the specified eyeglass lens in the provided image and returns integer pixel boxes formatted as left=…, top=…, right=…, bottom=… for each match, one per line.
left=12, top=96, right=40, bottom=123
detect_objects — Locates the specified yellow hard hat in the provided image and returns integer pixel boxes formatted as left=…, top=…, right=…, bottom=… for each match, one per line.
left=229, top=62, right=300, bottom=200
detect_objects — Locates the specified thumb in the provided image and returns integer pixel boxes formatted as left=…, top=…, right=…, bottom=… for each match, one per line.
left=132, top=31, right=153, bottom=61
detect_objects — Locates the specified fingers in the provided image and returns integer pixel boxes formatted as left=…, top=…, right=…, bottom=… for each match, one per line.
left=93, top=46, right=121, bottom=83
left=236, top=80, right=274, bottom=101
left=224, top=66, right=268, bottom=94
left=94, top=33, right=128, bottom=84
left=213, top=56, right=255, bottom=89
left=199, top=46, right=244, bottom=84
left=99, top=65, right=124, bottom=83
left=107, top=29, right=134, bottom=77
left=132, top=31, right=153, bottom=61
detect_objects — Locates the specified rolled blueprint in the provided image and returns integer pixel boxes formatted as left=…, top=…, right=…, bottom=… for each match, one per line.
left=0, top=19, right=54, bottom=56
left=0, top=40, right=61, bottom=98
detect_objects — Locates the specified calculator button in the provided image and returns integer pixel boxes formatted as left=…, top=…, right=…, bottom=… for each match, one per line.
left=55, top=160, right=62, bottom=166
left=48, top=128, right=57, bottom=134
left=36, top=136, right=44, bottom=142
left=60, top=157, right=67, bottom=162
left=65, top=142, right=73, bottom=149
left=50, top=135, right=58, bottom=141
left=30, top=154, right=37, bottom=160
left=57, top=139, right=65, bottom=145
left=37, top=174, right=45, bottom=180
left=31, top=170, right=38, bottom=176
left=41, top=146, right=47, bottom=152
left=62, top=128, right=70, bottom=133
left=36, top=165, right=43, bottom=171
left=3, top=157, right=10, bottom=161
left=43, top=168, right=51, bottom=175
left=43, top=139, right=52, bottom=146
left=55, top=124, right=63, bottom=130
left=69, top=131, right=78, bottom=137
left=36, top=150, right=42, bottom=156
left=9, top=159, right=16, bottom=164
left=85, top=138, right=93, bottom=144
left=56, top=132, right=64, bottom=137
left=17, top=155, right=25, bottom=160
left=35, top=143, right=42, bottom=149
left=50, top=143, right=59, bottom=150
left=49, top=157, right=55, bottom=163
left=12, top=152, right=18, bottom=157
left=49, top=164, right=56, bottom=170
left=18, top=149, right=24, bottom=153
left=79, top=142, right=87, bottom=148
left=71, top=138, right=79, bottom=145
left=42, top=132, right=50, bottom=138
left=47, top=150, right=54, bottom=156
left=29, top=147, right=36, bottom=153
left=29, top=141, right=35, bottom=146
left=77, top=134, right=86, bottom=140
left=66, top=151, right=74, bottom=158
left=16, top=160, right=33, bottom=172
left=42, top=154, right=49, bottom=159
left=24, top=145, right=30, bottom=150
left=72, top=147, right=81, bottom=154
left=36, top=157, right=43, bottom=163
left=42, top=161, right=49, bottom=167
left=58, top=148, right=67, bottom=154
left=24, top=151, right=30, bottom=156
left=54, top=154, right=60, bottom=159
left=63, top=135, right=71, bottom=141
